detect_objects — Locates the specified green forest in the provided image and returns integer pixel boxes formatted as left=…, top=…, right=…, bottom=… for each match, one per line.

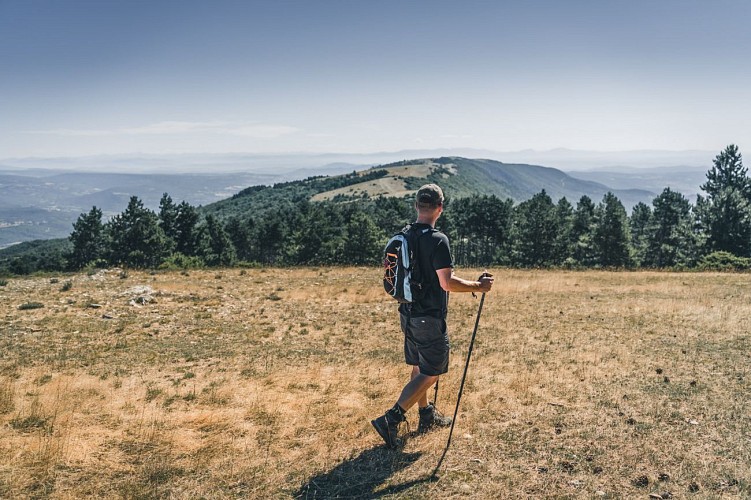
left=2, top=145, right=750, bottom=275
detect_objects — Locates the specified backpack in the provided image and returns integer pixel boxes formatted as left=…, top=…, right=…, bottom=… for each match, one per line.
left=383, top=224, right=435, bottom=303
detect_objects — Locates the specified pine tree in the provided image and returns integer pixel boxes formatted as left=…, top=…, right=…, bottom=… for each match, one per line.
left=629, top=202, right=652, bottom=267
left=553, top=197, right=574, bottom=265
left=198, top=215, right=236, bottom=267
left=106, top=196, right=170, bottom=268
left=644, top=188, right=698, bottom=268
left=68, top=206, right=105, bottom=269
left=571, top=196, right=597, bottom=266
left=701, top=145, right=750, bottom=200
left=174, top=201, right=200, bottom=256
left=699, top=145, right=751, bottom=256
left=593, top=192, right=632, bottom=267
left=511, top=190, right=558, bottom=267
left=158, top=193, right=178, bottom=252
left=225, top=216, right=253, bottom=262
left=342, top=211, right=384, bottom=265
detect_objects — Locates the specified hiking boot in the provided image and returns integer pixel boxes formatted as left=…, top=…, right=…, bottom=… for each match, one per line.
left=371, top=410, right=404, bottom=449
left=418, top=403, right=452, bottom=434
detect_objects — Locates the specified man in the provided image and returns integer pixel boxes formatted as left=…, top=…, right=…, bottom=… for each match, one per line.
left=372, top=183, right=494, bottom=449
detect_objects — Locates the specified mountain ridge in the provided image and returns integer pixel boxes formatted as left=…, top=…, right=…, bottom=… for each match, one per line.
left=202, top=156, right=655, bottom=222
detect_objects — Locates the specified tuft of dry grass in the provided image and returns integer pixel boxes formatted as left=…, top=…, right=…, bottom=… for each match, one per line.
left=0, top=268, right=749, bottom=498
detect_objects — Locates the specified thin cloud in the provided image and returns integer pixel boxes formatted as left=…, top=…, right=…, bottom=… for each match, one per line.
left=24, top=121, right=300, bottom=138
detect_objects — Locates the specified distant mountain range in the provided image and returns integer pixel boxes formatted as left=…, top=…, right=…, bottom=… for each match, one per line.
left=0, top=151, right=714, bottom=248
left=566, top=165, right=708, bottom=201
left=0, top=147, right=715, bottom=174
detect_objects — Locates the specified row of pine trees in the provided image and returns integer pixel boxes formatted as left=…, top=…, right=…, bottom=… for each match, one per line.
left=66, top=145, right=751, bottom=271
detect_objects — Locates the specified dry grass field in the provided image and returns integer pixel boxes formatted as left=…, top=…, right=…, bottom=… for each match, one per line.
left=0, top=267, right=749, bottom=499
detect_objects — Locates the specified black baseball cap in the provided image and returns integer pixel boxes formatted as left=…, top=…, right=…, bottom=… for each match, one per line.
left=416, top=184, right=444, bottom=209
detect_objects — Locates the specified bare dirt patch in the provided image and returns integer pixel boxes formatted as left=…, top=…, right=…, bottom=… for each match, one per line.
left=312, top=160, right=455, bottom=201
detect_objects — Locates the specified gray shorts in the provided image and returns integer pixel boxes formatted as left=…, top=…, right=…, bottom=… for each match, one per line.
left=400, top=312, right=449, bottom=376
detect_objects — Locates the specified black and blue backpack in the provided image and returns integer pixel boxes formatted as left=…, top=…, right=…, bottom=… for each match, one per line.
left=383, top=224, right=435, bottom=303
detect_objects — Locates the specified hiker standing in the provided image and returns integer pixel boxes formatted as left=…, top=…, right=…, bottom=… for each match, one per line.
left=372, top=184, right=494, bottom=449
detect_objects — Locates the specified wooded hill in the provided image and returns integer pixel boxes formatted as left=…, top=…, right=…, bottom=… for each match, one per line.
left=202, top=157, right=653, bottom=221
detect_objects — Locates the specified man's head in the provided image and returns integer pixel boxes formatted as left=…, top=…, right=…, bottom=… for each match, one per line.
left=415, top=184, right=444, bottom=215
left=415, top=184, right=443, bottom=226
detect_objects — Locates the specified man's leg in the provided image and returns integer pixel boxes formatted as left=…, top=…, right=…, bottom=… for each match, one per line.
left=409, top=365, right=432, bottom=409
left=397, top=369, right=438, bottom=412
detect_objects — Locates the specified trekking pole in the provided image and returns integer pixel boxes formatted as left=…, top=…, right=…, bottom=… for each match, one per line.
left=431, top=291, right=486, bottom=478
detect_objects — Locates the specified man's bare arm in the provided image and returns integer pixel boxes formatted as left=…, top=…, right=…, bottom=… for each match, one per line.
left=436, top=268, right=494, bottom=293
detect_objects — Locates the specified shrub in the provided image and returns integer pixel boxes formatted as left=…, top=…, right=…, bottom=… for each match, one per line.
left=237, top=261, right=262, bottom=269
left=698, top=251, right=751, bottom=271
left=18, top=302, right=44, bottom=310
left=61, top=280, right=73, bottom=291
left=159, top=253, right=205, bottom=270
left=0, top=279, right=7, bottom=286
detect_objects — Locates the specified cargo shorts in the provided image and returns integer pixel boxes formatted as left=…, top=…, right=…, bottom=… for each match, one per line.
left=400, top=312, right=449, bottom=376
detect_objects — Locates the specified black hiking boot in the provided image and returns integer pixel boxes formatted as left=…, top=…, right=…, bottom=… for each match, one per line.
left=371, top=409, right=404, bottom=449
left=418, top=403, right=452, bottom=434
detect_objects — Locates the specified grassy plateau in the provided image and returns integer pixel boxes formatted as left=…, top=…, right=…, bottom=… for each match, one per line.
left=0, top=268, right=749, bottom=498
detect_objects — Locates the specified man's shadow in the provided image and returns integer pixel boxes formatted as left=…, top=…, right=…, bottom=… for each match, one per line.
left=294, top=446, right=434, bottom=499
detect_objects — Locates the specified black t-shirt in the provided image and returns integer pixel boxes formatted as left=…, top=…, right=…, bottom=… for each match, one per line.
left=399, top=223, right=454, bottom=318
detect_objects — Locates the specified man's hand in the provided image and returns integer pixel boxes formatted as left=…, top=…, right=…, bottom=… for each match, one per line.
left=478, top=271, right=494, bottom=293
left=437, top=268, right=495, bottom=293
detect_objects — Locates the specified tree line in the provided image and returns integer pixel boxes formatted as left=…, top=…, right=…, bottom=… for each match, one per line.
left=4, top=144, right=750, bottom=274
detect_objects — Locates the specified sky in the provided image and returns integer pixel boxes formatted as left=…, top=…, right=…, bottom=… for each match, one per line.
left=1, top=0, right=749, bottom=159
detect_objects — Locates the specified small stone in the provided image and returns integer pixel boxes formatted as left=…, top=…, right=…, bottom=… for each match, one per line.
left=663, top=376, right=670, bottom=383
left=661, top=492, right=672, bottom=499
left=632, top=475, right=649, bottom=488
left=102, top=314, right=115, bottom=319
left=649, top=494, right=663, bottom=499
left=689, top=380, right=697, bottom=387
left=656, top=368, right=663, bottom=374
left=593, top=466, right=604, bottom=474
left=88, top=303, right=102, bottom=309
left=658, top=473, right=670, bottom=482
left=688, top=482, right=700, bottom=493
left=595, top=491, right=606, bottom=497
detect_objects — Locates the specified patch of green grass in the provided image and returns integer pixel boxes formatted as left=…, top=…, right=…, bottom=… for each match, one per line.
left=34, top=374, right=52, bottom=386
left=10, top=399, right=51, bottom=434
left=145, top=386, right=163, bottom=402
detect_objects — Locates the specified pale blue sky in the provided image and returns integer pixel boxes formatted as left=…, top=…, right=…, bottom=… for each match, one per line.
left=1, top=0, right=749, bottom=157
